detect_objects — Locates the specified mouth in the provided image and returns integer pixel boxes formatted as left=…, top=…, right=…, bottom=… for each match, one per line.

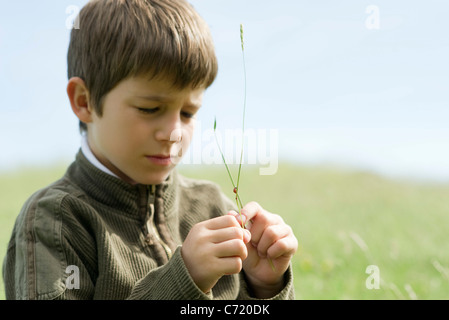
left=145, top=155, right=173, bottom=166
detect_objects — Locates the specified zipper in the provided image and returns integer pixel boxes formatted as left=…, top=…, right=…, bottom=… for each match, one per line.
left=146, top=203, right=172, bottom=259
left=145, top=185, right=172, bottom=259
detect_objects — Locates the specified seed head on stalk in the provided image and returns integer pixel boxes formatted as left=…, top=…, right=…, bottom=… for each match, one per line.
left=240, top=23, right=245, bottom=51
left=214, top=24, right=276, bottom=272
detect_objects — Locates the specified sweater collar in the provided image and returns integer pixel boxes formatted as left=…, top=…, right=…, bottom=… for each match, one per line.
left=80, top=135, right=120, bottom=179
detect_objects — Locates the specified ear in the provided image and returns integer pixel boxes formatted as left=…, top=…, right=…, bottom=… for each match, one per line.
left=67, top=77, right=94, bottom=125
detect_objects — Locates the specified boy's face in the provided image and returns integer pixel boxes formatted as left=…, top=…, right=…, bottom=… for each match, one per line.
left=87, top=76, right=204, bottom=185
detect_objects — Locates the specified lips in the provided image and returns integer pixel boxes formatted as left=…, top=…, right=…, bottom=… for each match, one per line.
left=146, top=155, right=172, bottom=166
left=150, top=154, right=171, bottom=159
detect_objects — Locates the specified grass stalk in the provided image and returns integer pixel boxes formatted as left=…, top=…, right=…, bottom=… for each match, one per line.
left=214, top=24, right=276, bottom=272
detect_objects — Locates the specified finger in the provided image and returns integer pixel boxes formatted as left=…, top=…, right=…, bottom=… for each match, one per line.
left=215, top=239, right=248, bottom=260
left=218, top=257, right=243, bottom=275
left=206, top=215, right=241, bottom=230
left=240, top=201, right=263, bottom=222
left=248, top=213, right=283, bottom=246
left=227, top=210, right=248, bottom=228
left=267, top=236, right=298, bottom=260
left=226, top=212, right=251, bottom=243
left=209, top=226, right=248, bottom=244
left=256, top=225, right=291, bottom=258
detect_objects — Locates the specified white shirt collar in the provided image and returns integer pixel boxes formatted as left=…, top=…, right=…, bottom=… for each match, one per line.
left=81, top=135, right=120, bottom=179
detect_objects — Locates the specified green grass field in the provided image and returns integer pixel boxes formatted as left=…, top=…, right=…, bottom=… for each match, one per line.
left=1, top=162, right=449, bottom=300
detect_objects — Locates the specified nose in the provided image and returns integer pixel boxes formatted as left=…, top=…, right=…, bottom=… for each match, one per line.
left=154, top=113, right=182, bottom=143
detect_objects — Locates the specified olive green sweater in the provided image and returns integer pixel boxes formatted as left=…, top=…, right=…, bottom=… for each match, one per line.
left=3, top=151, right=294, bottom=300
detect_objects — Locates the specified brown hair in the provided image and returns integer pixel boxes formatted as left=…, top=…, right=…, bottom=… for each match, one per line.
left=67, top=0, right=218, bottom=132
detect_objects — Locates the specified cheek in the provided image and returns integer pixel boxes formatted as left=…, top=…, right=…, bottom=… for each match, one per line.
left=96, top=112, right=141, bottom=154
left=182, top=124, right=195, bottom=147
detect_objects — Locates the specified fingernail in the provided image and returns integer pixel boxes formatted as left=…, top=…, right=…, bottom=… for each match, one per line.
left=243, top=229, right=251, bottom=243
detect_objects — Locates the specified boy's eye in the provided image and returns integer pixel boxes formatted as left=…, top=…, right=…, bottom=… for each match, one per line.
left=181, top=111, right=195, bottom=119
left=137, top=107, right=159, bottom=114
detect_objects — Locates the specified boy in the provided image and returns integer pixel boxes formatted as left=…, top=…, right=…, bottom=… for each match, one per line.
left=3, top=0, right=297, bottom=300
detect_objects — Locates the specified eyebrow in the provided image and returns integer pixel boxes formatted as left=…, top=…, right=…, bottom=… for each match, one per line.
left=134, top=95, right=202, bottom=109
left=135, top=95, right=172, bottom=102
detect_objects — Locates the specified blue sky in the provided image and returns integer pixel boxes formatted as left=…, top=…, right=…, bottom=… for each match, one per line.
left=1, top=0, right=448, bottom=182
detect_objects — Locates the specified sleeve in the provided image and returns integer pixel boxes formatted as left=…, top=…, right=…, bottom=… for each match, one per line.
left=3, top=188, right=95, bottom=300
left=127, top=246, right=212, bottom=300
left=237, top=265, right=296, bottom=300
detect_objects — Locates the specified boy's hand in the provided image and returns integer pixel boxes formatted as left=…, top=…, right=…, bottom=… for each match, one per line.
left=229, top=202, right=298, bottom=298
left=181, top=215, right=251, bottom=293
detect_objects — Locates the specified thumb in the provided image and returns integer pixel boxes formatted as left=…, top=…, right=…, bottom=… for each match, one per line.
left=227, top=210, right=247, bottom=228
